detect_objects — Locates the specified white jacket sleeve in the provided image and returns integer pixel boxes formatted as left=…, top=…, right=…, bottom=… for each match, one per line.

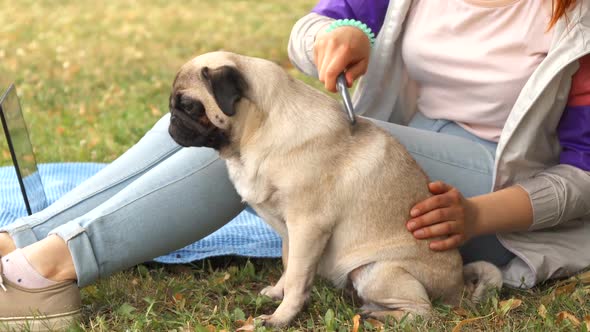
left=288, top=13, right=334, bottom=78
left=517, top=164, right=590, bottom=231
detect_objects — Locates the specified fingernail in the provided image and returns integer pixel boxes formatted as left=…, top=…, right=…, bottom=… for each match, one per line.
left=410, top=209, right=419, bottom=217
left=414, top=229, right=424, bottom=238
left=407, top=221, right=415, bottom=230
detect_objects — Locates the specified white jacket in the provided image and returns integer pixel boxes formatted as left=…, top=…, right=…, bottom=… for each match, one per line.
left=288, top=0, right=590, bottom=288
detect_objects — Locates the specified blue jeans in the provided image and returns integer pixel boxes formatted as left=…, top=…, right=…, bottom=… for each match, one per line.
left=0, top=112, right=513, bottom=287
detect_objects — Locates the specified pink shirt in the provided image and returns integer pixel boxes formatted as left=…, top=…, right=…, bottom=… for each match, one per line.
left=402, top=0, right=553, bottom=141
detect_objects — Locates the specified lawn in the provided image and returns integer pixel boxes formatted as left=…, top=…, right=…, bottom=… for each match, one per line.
left=1, top=1, right=590, bottom=331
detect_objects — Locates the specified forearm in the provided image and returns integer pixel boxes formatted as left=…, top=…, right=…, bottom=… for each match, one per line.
left=469, top=186, right=533, bottom=236
left=288, top=13, right=334, bottom=77
left=408, top=166, right=589, bottom=251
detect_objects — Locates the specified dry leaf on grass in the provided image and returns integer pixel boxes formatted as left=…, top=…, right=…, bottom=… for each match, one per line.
left=365, top=317, right=384, bottom=331
left=555, top=282, right=576, bottom=296
left=453, top=307, right=470, bottom=317
left=214, top=272, right=231, bottom=284
left=351, top=314, right=360, bottom=332
left=236, top=316, right=255, bottom=331
left=542, top=282, right=577, bottom=305
left=556, top=311, right=581, bottom=327
left=564, top=270, right=590, bottom=285
left=149, top=105, right=162, bottom=116
left=499, top=298, right=522, bottom=316
left=173, top=292, right=184, bottom=301
left=576, top=270, right=590, bottom=284
left=584, top=315, right=590, bottom=330
left=452, top=316, right=486, bottom=332
left=537, top=304, right=547, bottom=319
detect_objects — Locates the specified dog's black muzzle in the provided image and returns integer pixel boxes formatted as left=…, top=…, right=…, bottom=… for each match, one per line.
left=168, top=95, right=229, bottom=150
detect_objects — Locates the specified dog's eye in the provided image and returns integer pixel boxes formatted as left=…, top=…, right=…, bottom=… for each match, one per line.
left=180, top=98, right=205, bottom=116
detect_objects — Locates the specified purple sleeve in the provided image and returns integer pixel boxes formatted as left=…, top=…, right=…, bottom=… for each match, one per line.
left=557, top=55, right=590, bottom=171
left=558, top=105, right=590, bottom=171
left=312, top=0, right=389, bottom=35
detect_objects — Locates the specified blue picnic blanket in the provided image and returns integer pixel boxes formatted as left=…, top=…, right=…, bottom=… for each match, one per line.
left=0, top=163, right=282, bottom=263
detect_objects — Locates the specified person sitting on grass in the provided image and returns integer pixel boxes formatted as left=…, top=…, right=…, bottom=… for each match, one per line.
left=0, top=0, right=589, bottom=330
left=288, top=0, right=590, bottom=286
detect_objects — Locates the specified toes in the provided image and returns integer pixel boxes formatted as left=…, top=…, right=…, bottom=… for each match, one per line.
left=260, top=286, right=284, bottom=300
left=364, top=309, right=418, bottom=322
left=259, top=286, right=273, bottom=296
left=256, top=314, right=289, bottom=328
left=256, top=314, right=272, bottom=321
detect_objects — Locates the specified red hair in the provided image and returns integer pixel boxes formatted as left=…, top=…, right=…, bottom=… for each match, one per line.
left=549, top=0, right=577, bottom=29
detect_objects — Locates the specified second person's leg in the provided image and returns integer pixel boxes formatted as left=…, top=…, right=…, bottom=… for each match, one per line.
left=47, top=141, right=244, bottom=286
left=2, top=113, right=244, bottom=287
left=0, top=114, right=183, bottom=250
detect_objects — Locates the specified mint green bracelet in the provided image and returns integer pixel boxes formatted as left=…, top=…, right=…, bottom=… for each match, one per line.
left=325, top=19, right=376, bottom=47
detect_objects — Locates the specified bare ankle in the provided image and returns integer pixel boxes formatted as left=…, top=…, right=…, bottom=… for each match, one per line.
left=0, top=232, right=17, bottom=256
left=22, top=235, right=77, bottom=282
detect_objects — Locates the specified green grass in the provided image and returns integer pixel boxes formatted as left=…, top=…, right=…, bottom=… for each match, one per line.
left=75, top=258, right=590, bottom=332
left=0, top=0, right=322, bottom=165
left=1, top=1, right=590, bottom=331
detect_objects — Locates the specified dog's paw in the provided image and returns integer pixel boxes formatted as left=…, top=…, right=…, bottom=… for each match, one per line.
left=256, top=314, right=290, bottom=328
left=361, top=309, right=411, bottom=322
left=361, top=307, right=430, bottom=322
left=260, top=285, right=284, bottom=300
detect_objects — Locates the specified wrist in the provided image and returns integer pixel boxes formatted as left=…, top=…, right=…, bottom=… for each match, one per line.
left=325, top=18, right=376, bottom=46
left=466, top=197, right=487, bottom=238
left=468, top=187, right=534, bottom=237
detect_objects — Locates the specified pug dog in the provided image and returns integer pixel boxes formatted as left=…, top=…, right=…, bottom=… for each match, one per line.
left=168, top=51, right=503, bottom=327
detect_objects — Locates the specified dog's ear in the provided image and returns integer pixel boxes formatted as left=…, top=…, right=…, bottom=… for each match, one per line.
left=202, top=65, right=248, bottom=116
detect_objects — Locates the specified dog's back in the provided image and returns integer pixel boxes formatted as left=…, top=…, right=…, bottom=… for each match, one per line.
left=311, top=118, right=464, bottom=304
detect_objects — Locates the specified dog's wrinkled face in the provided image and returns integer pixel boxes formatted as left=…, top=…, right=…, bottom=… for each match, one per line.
left=168, top=55, right=248, bottom=150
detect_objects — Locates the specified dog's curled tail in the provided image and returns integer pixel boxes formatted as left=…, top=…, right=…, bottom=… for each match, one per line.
left=463, top=261, right=503, bottom=302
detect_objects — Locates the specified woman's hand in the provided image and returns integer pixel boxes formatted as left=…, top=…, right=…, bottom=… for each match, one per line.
left=406, top=181, right=479, bottom=251
left=314, top=26, right=371, bottom=92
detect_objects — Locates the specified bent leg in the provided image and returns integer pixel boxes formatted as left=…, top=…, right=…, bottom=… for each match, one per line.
left=1, top=114, right=182, bottom=248
left=352, top=262, right=432, bottom=321
left=48, top=146, right=243, bottom=286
